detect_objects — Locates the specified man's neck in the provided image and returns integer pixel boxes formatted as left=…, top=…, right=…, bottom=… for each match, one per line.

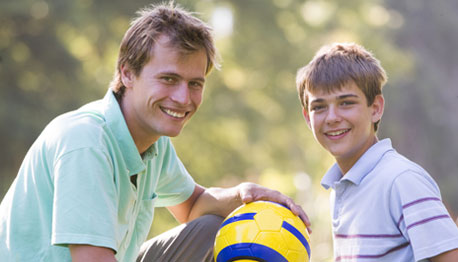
left=118, top=96, right=160, bottom=155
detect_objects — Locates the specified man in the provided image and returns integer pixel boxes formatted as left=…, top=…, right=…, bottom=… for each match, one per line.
left=0, top=3, right=310, bottom=262
left=295, top=42, right=458, bottom=261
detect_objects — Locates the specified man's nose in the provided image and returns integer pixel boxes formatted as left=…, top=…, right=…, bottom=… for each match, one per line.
left=171, top=83, right=191, bottom=105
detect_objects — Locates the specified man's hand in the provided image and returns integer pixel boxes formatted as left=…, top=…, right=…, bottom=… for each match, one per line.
left=69, top=244, right=117, bottom=262
left=237, top=182, right=312, bottom=233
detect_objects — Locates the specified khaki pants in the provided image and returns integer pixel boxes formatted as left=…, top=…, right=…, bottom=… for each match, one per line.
left=137, top=215, right=224, bottom=262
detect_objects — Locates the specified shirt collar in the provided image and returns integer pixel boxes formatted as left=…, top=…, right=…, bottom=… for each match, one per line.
left=321, top=138, right=394, bottom=189
left=102, top=89, right=157, bottom=176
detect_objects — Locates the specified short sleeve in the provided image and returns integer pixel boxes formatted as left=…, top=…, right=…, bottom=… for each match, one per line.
left=154, top=138, right=195, bottom=207
left=52, top=147, right=118, bottom=252
left=390, top=171, right=458, bottom=261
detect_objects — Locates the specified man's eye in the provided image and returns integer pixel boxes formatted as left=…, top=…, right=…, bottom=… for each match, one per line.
left=160, top=76, right=176, bottom=84
left=189, top=81, right=203, bottom=89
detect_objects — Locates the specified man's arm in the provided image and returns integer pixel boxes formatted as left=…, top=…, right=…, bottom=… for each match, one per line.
left=431, top=248, right=458, bottom=262
left=167, top=182, right=311, bottom=233
left=69, top=244, right=117, bottom=262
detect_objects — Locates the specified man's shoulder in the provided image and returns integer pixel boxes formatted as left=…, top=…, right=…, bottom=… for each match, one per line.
left=49, top=108, right=106, bottom=137
left=39, top=101, right=113, bottom=152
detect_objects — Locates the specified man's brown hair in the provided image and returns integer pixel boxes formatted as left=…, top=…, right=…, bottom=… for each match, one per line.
left=296, top=43, right=387, bottom=131
left=110, top=2, right=218, bottom=99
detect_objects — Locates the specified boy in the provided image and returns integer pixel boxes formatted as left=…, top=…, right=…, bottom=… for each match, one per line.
left=296, top=43, right=458, bottom=261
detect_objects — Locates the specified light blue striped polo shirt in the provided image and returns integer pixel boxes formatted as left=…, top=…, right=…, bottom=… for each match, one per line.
left=0, top=90, right=195, bottom=262
left=321, top=139, right=458, bottom=261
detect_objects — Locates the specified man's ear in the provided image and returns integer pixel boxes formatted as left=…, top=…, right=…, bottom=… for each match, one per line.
left=302, top=107, right=312, bottom=129
left=120, top=65, right=135, bottom=89
left=371, top=94, right=385, bottom=123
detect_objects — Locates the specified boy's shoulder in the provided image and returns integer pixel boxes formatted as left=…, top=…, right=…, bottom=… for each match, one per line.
left=372, top=148, right=437, bottom=189
left=379, top=149, right=426, bottom=175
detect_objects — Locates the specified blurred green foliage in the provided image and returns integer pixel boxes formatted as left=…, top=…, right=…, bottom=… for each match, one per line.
left=1, top=0, right=457, bottom=261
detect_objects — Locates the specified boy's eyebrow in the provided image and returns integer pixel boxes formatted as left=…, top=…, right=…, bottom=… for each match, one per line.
left=337, top=94, right=359, bottom=99
left=309, top=98, right=325, bottom=104
left=309, top=93, right=359, bottom=104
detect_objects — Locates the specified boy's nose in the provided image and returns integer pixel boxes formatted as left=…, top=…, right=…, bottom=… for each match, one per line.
left=326, top=106, right=342, bottom=124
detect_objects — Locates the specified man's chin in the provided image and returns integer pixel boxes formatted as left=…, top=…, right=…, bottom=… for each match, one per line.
left=163, top=129, right=183, bottom=138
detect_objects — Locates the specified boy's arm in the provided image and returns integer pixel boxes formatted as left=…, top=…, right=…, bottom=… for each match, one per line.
left=431, top=248, right=458, bottom=262
left=69, top=244, right=117, bottom=262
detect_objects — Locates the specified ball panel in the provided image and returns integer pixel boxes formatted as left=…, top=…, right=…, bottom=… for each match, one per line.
left=216, top=243, right=288, bottom=262
left=281, top=221, right=311, bottom=257
left=254, top=209, right=283, bottom=231
left=254, top=231, right=289, bottom=257
left=215, top=220, right=260, bottom=256
left=220, top=212, right=256, bottom=229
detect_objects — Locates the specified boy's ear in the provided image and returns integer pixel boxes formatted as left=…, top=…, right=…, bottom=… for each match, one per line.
left=302, top=107, right=312, bottom=129
left=120, top=65, right=135, bottom=89
left=371, top=94, right=385, bottom=123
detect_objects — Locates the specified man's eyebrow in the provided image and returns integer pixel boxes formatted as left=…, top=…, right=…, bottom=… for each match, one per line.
left=158, top=72, right=205, bottom=83
left=192, top=77, right=206, bottom=83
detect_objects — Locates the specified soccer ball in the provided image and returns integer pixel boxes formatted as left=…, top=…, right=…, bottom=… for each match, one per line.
left=214, top=201, right=311, bottom=262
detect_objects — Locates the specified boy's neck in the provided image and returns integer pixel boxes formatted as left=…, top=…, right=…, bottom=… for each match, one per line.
left=336, top=136, right=379, bottom=175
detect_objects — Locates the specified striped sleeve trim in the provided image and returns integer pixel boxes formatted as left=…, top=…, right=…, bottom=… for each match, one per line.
left=335, top=242, right=410, bottom=261
left=402, top=197, right=441, bottom=209
left=335, top=233, right=402, bottom=239
left=406, top=214, right=450, bottom=230
left=396, top=197, right=444, bottom=227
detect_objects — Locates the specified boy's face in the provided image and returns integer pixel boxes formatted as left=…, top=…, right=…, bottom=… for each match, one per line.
left=303, top=81, right=384, bottom=172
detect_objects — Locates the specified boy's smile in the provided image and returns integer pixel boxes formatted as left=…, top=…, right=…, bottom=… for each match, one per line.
left=303, top=81, right=384, bottom=173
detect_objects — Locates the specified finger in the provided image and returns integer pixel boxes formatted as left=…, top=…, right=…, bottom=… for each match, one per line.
left=241, top=194, right=253, bottom=203
left=283, top=199, right=312, bottom=234
left=239, top=189, right=254, bottom=203
left=299, top=212, right=312, bottom=234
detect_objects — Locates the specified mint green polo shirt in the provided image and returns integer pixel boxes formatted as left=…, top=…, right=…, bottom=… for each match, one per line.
left=0, top=90, right=195, bottom=262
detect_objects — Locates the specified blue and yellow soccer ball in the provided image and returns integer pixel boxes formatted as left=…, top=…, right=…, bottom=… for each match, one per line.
left=214, top=201, right=311, bottom=262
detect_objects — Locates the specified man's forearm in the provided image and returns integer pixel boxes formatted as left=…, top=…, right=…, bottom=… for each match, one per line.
left=187, top=186, right=242, bottom=221
left=187, top=182, right=311, bottom=233
left=69, top=245, right=117, bottom=262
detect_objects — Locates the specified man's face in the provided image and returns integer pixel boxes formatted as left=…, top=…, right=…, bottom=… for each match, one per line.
left=303, top=81, right=384, bottom=171
left=121, top=36, right=207, bottom=143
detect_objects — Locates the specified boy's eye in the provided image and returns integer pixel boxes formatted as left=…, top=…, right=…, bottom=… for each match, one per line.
left=341, top=100, right=355, bottom=106
left=311, top=105, right=325, bottom=111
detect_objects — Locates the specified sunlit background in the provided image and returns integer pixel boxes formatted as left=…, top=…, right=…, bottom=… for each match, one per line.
left=1, top=0, right=458, bottom=261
